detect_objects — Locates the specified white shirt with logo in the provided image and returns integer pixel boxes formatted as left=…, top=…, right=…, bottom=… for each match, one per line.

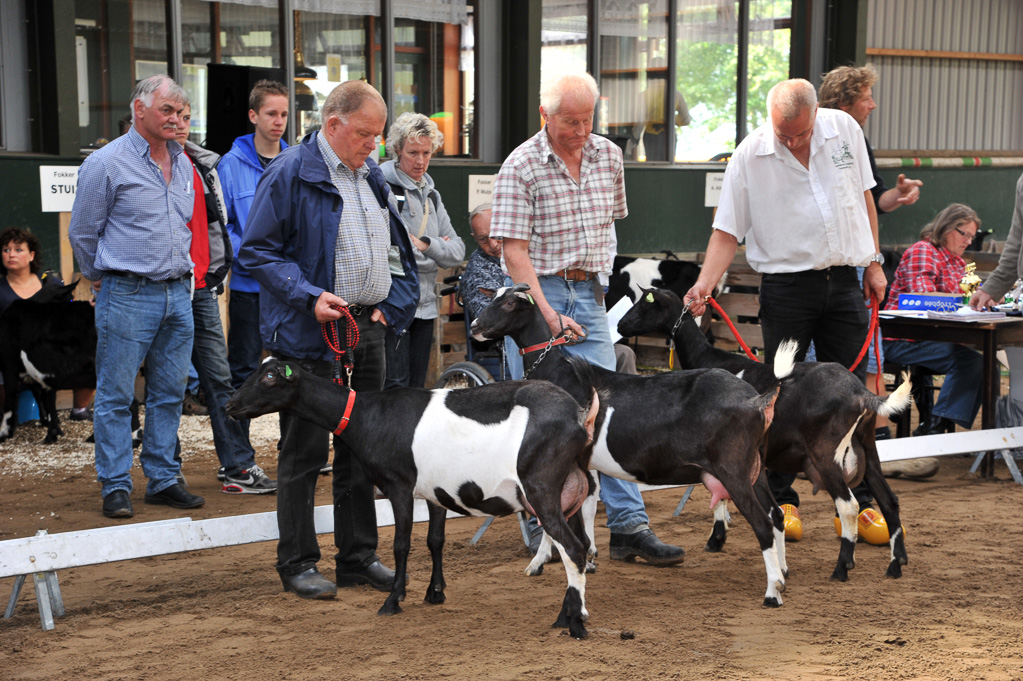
left=713, top=107, right=877, bottom=274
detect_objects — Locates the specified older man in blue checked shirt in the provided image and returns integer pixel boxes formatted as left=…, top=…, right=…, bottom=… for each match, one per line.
left=70, top=74, right=204, bottom=519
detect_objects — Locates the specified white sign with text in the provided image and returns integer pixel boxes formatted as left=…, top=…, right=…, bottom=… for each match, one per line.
left=468, top=175, right=495, bottom=212
left=40, top=166, right=80, bottom=213
left=704, top=172, right=725, bottom=208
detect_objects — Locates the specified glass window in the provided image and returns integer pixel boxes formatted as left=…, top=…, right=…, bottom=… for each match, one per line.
left=382, top=2, right=475, bottom=157
left=293, top=10, right=369, bottom=140
left=599, top=0, right=670, bottom=162
left=541, top=1, right=589, bottom=96
left=675, top=0, right=790, bottom=161
left=74, top=0, right=167, bottom=149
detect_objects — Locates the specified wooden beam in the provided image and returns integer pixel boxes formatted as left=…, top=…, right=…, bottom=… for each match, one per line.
left=866, top=47, right=1023, bottom=63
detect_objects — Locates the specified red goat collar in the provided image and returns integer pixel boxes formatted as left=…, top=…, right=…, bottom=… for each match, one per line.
left=518, top=336, right=572, bottom=356
left=333, top=390, right=357, bottom=435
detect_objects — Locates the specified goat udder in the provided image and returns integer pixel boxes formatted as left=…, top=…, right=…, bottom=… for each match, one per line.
left=701, top=472, right=731, bottom=510
left=524, top=467, right=590, bottom=521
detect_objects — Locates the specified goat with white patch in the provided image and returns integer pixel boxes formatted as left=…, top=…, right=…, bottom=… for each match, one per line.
left=617, top=287, right=913, bottom=581
left=472, top=284, right=790, bottom=607
left=0, top=283, right=98, bottom=444
left=226, top=356, right=600, bottom=639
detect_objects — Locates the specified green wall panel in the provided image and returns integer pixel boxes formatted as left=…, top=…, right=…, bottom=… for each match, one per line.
left=0, top=156, right=68, bottom=271
left=2, top=156, right=1020, bottom=276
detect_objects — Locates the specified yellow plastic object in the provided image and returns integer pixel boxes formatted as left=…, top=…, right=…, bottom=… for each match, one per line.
left=781, top=504, right=802, bottom=542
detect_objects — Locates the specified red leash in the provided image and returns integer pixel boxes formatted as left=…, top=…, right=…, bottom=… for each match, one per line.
left=321, top=304, right=360, bottom=385
left=707, top=297, right=760, bottom=362
left=322, top=304, right=361, bottom=433
left=707, top=293, right=882, bottom=388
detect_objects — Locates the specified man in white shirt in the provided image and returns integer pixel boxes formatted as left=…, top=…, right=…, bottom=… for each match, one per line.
left=684, top=78, right=886, bottom=540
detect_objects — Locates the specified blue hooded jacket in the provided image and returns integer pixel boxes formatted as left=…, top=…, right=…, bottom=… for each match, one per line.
left=219, top=134, right=288, bottom=293
left=238, top=132, right=419, bottom=361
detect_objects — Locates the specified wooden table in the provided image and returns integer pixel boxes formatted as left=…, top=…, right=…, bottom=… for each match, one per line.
left=879, top=313, right=1023, bottom=476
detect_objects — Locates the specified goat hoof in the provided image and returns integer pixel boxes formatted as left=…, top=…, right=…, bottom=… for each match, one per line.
left=704, top=538, right=725, bottom=553
left=568, top=621, right=589, bottom=640
left=763, top=596, right=782, bottom=608
left=377, top=601, right=403, bottom=616
left=885, top=561, right=903, bottom=579
left=424, top=589, right=446, bottom=605
left=585, top=561, right=597, bottom=574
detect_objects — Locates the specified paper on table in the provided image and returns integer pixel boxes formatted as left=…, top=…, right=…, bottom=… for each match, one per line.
left=605, top=296, right=634, bottom=344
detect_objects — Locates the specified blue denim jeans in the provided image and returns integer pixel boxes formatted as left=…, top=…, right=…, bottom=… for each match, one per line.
left=228, top=290, right=262, bottom=389
left=883, top=339, right=983, bottom=428
left=228, top=290, right=263, bottom=443
left=504, top=275, right=649, bottom=533
left=94, top=274, right=193, bottom=497
left=191, top=286, right=256, bottom=476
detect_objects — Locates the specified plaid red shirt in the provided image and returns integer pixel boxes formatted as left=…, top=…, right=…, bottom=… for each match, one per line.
left=491, top=128, right=627, bottom=275
left=885, top=240, right=966, bottom=310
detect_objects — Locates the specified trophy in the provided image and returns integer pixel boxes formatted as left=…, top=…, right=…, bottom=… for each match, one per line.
left=959, top=262, right=982, bottom=305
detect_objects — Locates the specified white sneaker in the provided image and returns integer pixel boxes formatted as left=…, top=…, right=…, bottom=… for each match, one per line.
left=222, top=464, right=277, bottom=494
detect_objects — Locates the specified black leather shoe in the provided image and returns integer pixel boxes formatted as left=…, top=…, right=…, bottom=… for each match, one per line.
left=527, top=523, right=544, bottom=556
left=609, top=528, right=686, bottom=566
left=913, top=414, right=955, bottom=437
left=144, top=483, right=205, bottom=509
left=336, top=560, right=398, bottom=592
left=102, top=490, right=134, bottom=518
left=281, top=568, right=337, bottom=600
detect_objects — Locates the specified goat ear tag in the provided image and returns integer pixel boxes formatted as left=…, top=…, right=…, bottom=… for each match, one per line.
left=527, top=294, right=535, bottom=305
left=285, top=365, right=293, bottom=378
left=645, top=292, right=654, bottom=303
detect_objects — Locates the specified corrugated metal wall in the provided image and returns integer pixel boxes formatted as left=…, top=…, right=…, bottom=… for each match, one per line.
left=865, top=0, right=1023, bottom=153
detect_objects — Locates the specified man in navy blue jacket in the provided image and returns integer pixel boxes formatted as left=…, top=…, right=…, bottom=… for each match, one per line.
left=239, top=81, right=419, bottom=599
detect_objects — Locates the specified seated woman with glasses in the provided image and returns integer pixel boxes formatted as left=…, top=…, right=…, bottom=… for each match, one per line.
left=882, top=203, right=984, bottom=436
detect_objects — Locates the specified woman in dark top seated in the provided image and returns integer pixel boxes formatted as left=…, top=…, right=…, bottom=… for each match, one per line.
left=0, top=227, right=94, bottom=419
left=882, top=203, right=983, bottom=435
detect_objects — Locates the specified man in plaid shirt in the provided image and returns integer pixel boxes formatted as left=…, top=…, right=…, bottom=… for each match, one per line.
left=491, top=71, right=685, bottom=567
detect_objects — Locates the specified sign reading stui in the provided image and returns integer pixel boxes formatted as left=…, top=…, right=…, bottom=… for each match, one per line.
left=39, top=166, right=79, bottom=213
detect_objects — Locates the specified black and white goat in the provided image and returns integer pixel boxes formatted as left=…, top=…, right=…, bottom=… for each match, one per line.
left=0, top=282, right=96, bottom=444
left=225, top=356, right=600, bottom=639
left=617, top=287, right=913, bottom=581
left=471, top=284, right=790, bottom=607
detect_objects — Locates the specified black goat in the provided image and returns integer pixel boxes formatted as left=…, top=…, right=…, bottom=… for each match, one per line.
left=617, top=287, right=913, bottom=582
left=471, top=284, right=790, bottom=607
left=0, top=281, right=140, bottom=446
left=0, top=283, right=97, bottom=444
left=225, top=356, right=600, bottom=639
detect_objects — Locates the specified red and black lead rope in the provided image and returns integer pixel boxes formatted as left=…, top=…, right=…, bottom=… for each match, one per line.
left=321, top=304, right=360, bottom=434
left=705, top=294, right=883, bottom=392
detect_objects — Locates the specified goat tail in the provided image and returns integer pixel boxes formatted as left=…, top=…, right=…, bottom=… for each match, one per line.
left=773, top=339, right=799, bottom=379
left=875, top=371, right=913, bottom=419
left=750, top=385, right=781, bottom=433
left=564, top=355, right=601, bottom=444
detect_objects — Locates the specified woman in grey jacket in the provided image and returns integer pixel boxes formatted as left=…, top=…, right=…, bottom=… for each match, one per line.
left=381, top=112, right=465, bottom=388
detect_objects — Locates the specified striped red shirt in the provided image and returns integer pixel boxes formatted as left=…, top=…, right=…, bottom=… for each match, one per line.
left=885, top=240, right=965, bottom=310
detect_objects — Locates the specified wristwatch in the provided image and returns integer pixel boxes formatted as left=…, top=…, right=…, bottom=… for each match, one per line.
left=869, top=252, right=885, bottom=266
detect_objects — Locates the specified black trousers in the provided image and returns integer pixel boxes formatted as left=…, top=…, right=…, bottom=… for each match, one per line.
left=759, top=266, right=873, bottom=509
left=274, top=312, right=388, bottom=577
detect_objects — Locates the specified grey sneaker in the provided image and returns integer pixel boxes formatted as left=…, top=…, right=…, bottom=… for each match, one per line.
left=222, top=464, right=277, bottom=494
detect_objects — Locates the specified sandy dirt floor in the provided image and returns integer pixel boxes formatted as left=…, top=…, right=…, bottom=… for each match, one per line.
left=2, top=411, right=1023, bottom=681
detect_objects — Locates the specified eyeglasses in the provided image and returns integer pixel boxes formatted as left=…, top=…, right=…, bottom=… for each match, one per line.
left=954, top=227, right=976, bottom=242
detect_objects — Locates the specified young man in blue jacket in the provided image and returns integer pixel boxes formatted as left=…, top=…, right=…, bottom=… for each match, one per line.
left=219, top=80, right=289, bottom=395
left=239, top=81, right=419, bottom=600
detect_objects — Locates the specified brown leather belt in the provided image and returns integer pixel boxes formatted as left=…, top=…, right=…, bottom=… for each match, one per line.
left=560, top=268, right=596, bottom=282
